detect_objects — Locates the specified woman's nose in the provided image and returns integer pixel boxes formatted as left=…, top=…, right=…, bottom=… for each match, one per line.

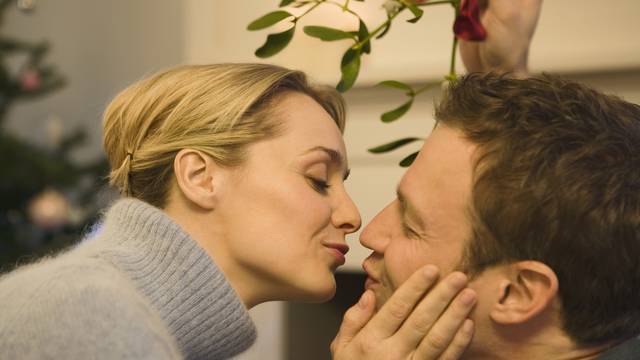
left=333, top=191, right=362, bottom=234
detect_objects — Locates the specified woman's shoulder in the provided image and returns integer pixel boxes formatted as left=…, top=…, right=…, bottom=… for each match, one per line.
left=0, top=248, right=152, bottom=324
left=0, top=250, right=182, bottom=359
left=1, top=244, right=124, bottom=297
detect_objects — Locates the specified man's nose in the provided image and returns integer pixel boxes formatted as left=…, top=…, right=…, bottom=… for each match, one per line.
left=359, top=201, right=394, bottom=253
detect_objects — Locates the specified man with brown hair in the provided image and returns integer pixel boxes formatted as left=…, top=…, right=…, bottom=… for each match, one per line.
left=333, top=1, right=640, bottom=359
left=358, top=72, right=640, bottom=359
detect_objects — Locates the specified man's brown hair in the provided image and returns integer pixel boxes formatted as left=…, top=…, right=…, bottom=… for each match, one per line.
left=436, top=73, right=640, bottom=346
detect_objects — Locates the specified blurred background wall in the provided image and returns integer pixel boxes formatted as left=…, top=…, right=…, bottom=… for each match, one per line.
left=4, top=0, right=184, bottom=161
left=2, top=1, right=639, bottom=359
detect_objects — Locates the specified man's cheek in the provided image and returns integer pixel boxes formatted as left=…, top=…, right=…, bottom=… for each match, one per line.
left=388, top=263, right=415, bottom=292
left=374, top=287, right=394, bottom=311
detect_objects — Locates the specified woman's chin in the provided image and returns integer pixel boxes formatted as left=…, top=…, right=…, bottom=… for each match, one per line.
left=294, top=276, right=337, bottom=303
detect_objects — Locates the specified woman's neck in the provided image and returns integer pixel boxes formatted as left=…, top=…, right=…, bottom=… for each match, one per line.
left=163, top=201, right=262, bottom=309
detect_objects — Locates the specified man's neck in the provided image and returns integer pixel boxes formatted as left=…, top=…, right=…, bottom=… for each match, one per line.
left=464, top=327, right=611, bottom=360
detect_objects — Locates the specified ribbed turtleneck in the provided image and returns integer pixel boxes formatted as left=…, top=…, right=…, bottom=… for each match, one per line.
left=96, top=198, right=256, bottom=359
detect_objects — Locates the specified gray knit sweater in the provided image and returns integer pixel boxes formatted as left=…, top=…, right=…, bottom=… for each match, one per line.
left=0, top=198, right=256, bottom=359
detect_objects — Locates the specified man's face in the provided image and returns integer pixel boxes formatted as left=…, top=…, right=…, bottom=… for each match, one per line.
left=361, top=125, right=476, bottom=308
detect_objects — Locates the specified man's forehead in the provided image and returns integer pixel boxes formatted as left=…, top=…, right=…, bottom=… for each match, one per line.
left=397, top=164, right=424, bottom=215
left=396, top=129, right=475, bottom=218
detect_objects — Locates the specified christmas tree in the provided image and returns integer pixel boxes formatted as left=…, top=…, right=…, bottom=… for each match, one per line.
left=0, top=0, right=108, bottom=272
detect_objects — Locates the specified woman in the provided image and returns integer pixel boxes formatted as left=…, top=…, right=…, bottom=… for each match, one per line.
left=104, top=63, right=361, bottom=310
left=0, top=63, right=471, bottom=359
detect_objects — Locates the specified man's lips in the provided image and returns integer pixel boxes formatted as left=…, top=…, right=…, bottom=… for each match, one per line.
left=364, top=276, right=379, bottom=290
left=362, top=260, right=381, bottom=289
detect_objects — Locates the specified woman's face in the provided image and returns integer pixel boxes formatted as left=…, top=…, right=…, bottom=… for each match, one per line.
left=215, top=92, right=361, bottom=305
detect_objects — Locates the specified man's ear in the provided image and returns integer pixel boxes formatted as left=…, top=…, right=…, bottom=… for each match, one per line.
left=173, top=149, right=220, bottom=210
left=489, top=261, right=559, bottom=325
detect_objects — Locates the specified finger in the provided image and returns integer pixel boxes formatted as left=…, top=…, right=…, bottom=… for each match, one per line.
left=412, top=287, right=476, bottom=358
left=521, top=0, right=543, bottom=34
left=395, top=272, right=471, bottom=348
left=459, top=41, right=482, bottom=73
left=431, top=319, right=475, bottom=360
left=364, top=265, right=440, bottom=340
left=522, top=0, right=543, bottom=16
left=332, top=290, right=376, bottom=351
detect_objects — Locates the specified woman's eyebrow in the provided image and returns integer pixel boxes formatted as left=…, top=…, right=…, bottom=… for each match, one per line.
left=302, top=146, right=350, bottom=180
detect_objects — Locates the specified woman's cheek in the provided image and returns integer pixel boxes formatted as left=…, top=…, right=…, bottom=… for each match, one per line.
left=298, top=188, right=333, bottom=228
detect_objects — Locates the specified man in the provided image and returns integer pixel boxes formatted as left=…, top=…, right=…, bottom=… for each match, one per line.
left=357, top=73, right=640, bottom=359
left=330, top=1, right=543, bottom=359
left=332, top=0, right=640, bottom=359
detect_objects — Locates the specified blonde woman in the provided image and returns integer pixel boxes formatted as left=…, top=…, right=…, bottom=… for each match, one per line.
left=0, top=64, right=474, bottom=359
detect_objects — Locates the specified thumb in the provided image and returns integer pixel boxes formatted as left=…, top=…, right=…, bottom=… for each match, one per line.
left=331, top=290, right=376, bottom=353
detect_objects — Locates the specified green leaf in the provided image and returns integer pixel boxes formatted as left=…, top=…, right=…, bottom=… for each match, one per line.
left=405, top=2, right=424, bottom=23
left=247, top=11, right=293, bottom=31
left=303, top=26, right=354, bottom=41
left=368, top=137, right=422, bottom=153
left=381, top=99, right=413, bottom=123
left=254, top=27, right=296, bottom=58
left=376, top=15, right=392, bottom=39
left=378, top=80, right=414, bottom=94
left=399, top=151, right=419, bottom=167
left=279, top=0, right=294, bottom=6
left=358, top=20, right=371, bottom=54
left=336, top=48, right=361, bottom=92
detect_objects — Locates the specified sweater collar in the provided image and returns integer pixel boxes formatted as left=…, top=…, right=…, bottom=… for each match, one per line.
left=98, top=198, right=256, bottom=359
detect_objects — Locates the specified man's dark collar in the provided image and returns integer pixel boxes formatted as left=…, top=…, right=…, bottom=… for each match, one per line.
left=596, top=337, right=640, bottom=360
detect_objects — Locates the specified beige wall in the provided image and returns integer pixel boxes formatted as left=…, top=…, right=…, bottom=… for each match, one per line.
left=185, top=0, right=640, bottom=83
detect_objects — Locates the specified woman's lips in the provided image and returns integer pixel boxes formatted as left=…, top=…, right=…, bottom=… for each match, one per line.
left=324, top=243, right=349, bottom=266
left=328, top=248, right=346, bottom=265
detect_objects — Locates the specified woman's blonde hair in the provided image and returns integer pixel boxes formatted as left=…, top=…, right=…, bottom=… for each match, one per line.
left=103, top=63, right=346, bottom=207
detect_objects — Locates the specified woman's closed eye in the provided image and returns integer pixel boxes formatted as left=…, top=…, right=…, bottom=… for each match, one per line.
left=304, top=162, right=332, bottom=195
left=308, top=177, right=331, bottom=194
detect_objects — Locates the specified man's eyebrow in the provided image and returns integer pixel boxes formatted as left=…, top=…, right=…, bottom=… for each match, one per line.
left=303, top=146, right=350, bottom=180
left=397, top=188, right=408, bottom=216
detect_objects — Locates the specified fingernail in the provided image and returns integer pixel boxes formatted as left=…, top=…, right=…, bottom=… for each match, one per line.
left=463, top=319, right=474, bottom=334
left=450, top=272, right=468, bottom=288
left=459, top=289, right=476, bottom=306
left=423, top=265, right=439, bottom=279
left=358, top=291, right=370, bottom=309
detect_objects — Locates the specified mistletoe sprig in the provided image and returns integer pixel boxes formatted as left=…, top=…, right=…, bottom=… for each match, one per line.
left=248, top=0, right=486, bottom=166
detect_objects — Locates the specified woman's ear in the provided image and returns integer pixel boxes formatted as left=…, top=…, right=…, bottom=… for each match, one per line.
left=489, top=261, right=559, bottom=325
left=173, top=149, right=220, bottom=210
